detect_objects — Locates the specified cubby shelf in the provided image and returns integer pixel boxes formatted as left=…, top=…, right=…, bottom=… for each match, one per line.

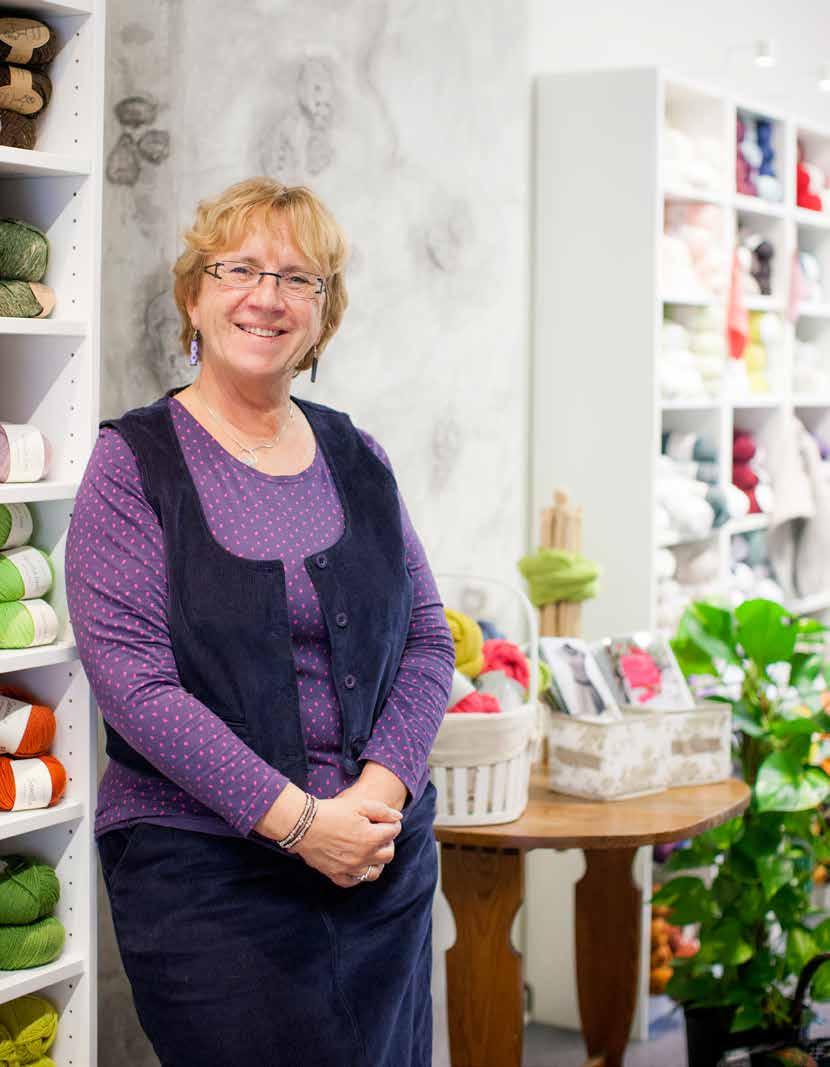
left=0, top=483, right=79, bottom=505
left=0, top=0, right=103, bottom=1058
left=0, top=641, right=78, bottom=673
left=531, top=65, right=830, bottom=1047
left=0, top=953, right=85, bottom=1008
left=0, top=147, right=91, bottom=179
left=0, top=319, right=88, bottom=337
left=0, top=800, right=83, bottom=843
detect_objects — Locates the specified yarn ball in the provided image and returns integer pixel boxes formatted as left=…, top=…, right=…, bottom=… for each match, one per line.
left=0, top=108, right=35, bottom=149
left=0, top=280, right=55, bottom=318
left=0, top=424, right=52, bottom=482
left=0, top=992, right=58, bottom=1062
left=450, top=692, right=500, bottom=715
left=444, top=609, right=485, bottom=678
left=0, top=687, right=57, bottom=756
left=0, top=64, right=51, bottom=116
left=0, top=755, right=65, bottom=810
left=0, top=18, right=57, bottom=67
left=0, top=548, right=53, bottom=602
left=477, top=618, right=506, bottom=641
left=0, top=600, right=58, bottom=649
left=0, top=856, right=59, bottom=926
left=733, top=432, right=757, bottom=463
left=481, top=639, right=530, bottom=691
left=0, top=916, right=64, bottom=970
left=0, top=220, right=48, bottom=282
left=0, top=503, right=32, bottom=549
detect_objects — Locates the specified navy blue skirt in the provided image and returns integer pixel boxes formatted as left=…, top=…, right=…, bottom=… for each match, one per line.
left=99, top=784, right=437, bottom=1067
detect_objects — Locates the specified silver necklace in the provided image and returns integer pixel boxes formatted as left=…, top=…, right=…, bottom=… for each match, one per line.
left=195, top=379, right=294, bottom=468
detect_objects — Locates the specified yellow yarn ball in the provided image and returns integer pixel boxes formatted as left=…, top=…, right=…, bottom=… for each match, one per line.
left=444, top=609, right=485, bottom=677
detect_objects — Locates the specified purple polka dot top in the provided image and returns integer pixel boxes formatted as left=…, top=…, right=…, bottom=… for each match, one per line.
left=65, top=397, right=455, bottom=841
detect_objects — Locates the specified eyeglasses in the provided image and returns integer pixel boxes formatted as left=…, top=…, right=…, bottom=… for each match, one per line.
left=203, top=260, right=326, bottom=300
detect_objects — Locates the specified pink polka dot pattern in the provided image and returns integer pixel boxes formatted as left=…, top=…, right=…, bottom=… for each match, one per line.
left=65, top=397, right=455, bottom=842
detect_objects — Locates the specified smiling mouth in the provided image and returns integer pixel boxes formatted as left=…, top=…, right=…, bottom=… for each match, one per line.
left=236, top=325, right=286, bottom=338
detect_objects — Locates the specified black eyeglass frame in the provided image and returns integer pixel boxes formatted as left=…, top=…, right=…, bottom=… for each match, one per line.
left=203, top=261, right=326, bottom=296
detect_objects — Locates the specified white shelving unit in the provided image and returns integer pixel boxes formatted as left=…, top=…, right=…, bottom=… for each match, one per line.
left=0, top=0, right=104, bottom=1061
left=526, top=67, right=830, bottom=1042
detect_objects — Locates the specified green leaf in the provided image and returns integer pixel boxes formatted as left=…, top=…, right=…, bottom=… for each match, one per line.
left=731, top=699, right=766, bottom=737
left=736, top=816, right=783, bottom=859
left=740, top=951, right=777, bottom=990
left=756, top=854, right=794, bottom=900
left=771, top=884, right=809, bottom=927
left=696, top=918, right=753, bottom=966
left=786, top=926, right=817, bottom=974
left=810, top=961, right=830, bottom=1001
left=731, top=1000, right=765, bottom=1032
left=769, top=715, right=824, bottom=738
left=698, top=817, right=744, bottom=852
left=677, top=602, right=740, bottom=667
left=651, top=877, right=715, bottom=924
left=755, top=751, right=830, bottom=812
left=790, top=652, right=826, bottom=688
left=670, top=635, right=716, bottom=678
left=735, top=599, right=797, bottom=671
left=797, top=617, right=827, bottom=635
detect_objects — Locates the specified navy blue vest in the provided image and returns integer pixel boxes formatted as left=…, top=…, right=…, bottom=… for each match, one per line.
left=99, top=391, right=413, bottom=789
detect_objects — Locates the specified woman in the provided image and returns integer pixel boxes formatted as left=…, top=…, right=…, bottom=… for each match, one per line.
left=66, top=177, right=455, bottom=1066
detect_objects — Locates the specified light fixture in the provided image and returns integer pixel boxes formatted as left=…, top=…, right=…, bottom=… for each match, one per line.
left=754, top=40, right=776, bottom=68
left=819, top=64, right=830, bottom=91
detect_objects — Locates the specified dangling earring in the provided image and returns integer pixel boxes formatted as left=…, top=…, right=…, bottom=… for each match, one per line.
left=310, top=345, right=319, bottom=383
left=189, top=329, right=201, bottom=366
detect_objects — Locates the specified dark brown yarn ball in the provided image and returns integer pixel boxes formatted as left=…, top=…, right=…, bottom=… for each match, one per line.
left=0, top=63, right=51, bottom=116
left=0, top=107, right=35, bottom=149
left=0, top=18, right=57, bottom=67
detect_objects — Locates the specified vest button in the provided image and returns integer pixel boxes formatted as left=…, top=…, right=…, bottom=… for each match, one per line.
left=315, top=554, right=328, bottom=569
left=335, top=612, right=348, bottom=627
left=344, top=674, right=356, bottom=690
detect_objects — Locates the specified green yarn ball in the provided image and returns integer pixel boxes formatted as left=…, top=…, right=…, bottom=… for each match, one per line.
left=0, top=549, right=53, bottom=603
left=0, top=601, right=56, bottom=649
left=0, top=503, right=30, bottom=550
left=0, top=281, right=47, bottom=318
left=0, top=220, right=48, bottom=283
left=0, top=856, right=59, bottom=925
left=0, top=915, right=64, bottom=970
left=0, top=992, right=58, bottom=1062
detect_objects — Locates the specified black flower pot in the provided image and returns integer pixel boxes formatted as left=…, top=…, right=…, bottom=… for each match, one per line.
left=684, top=1005, right=797, bottom=1067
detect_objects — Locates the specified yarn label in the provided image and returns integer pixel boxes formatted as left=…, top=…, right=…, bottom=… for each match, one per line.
left=1, top=503, right=32, bottom=549
left=22, top=599, right=58, bottom=647
left=9, top=758, right=52, bottom=810
left=2, top=424, right=45, bottom=482
left=0, top=67, right=39, bottom=115
left=0, top=696, right=30, bottom=755
left=2, top=547, right=51, bottom=598
left=0, top=20, right=50, bottom=65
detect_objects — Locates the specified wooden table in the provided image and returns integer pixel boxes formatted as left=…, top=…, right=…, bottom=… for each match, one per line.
left=435, top=770, right=750, bottom=1067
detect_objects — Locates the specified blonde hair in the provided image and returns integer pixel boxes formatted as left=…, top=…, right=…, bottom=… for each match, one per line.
left=172, top=177, right=348, bottom=372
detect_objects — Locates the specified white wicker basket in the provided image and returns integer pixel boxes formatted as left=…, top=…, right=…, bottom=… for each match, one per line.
left=430, top=573, right=540, bottom=826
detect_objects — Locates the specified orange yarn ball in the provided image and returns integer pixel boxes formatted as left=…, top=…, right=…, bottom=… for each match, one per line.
left=0, top=756, right=65, bottom=811
left=0, top=687, right=56, bottom=756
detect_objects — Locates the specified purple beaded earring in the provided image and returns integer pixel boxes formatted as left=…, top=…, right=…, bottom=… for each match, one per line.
left=189, top=329, right=200, bottom=366
left=310, top=345, right=319, bottom=383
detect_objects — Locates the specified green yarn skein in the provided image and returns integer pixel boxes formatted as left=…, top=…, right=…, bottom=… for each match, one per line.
left=0, top=550, right=53, bottom=603
left=0, top=601, right=56, bottom=649
left=0, top=220, right=48, bottom=283
left=0, top=281, right=51, bottom=318
left=0, top=856, right=59, bottom=926
left=0, top=916, right=64, bottom=970
left=518, top=548, right=600, bottom=607
left=0, top=993, right=58, bottom=1063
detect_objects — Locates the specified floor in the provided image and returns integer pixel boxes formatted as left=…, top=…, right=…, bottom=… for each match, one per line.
left=523, top=1007, right=686, bottom=1067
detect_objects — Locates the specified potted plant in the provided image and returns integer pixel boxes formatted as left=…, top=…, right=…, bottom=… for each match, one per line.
left=652, top=598, right=830, bottom=1066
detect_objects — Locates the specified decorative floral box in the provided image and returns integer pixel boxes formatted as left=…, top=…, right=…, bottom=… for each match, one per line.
left=659, top=703, right=732, bottom=787
left=545, top=709, right=669, bottom=801
left=545, top=704, right=732, bottom=801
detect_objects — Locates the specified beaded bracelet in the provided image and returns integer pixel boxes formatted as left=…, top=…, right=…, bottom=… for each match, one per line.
left=277, top=792, right=318, bottom=850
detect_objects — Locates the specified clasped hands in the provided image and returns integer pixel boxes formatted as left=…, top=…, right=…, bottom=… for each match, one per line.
left=257, top=763, right=407, bottom=889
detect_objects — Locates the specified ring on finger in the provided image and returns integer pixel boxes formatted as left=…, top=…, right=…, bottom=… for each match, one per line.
left=356, top=864, right=375, bottom=883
